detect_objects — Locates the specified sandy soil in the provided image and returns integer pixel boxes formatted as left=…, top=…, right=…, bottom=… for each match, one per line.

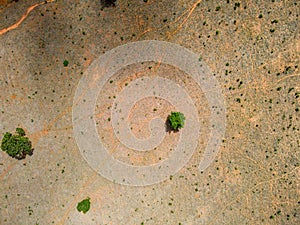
left=0, top=0, right=299, bottom=224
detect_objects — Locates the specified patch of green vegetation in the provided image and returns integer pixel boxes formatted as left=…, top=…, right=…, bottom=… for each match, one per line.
left=16, top=127, right=25, bottom=136
left=1, top=128, right=33, bottom=159
left=168, top=112, right=186, bottom=131
left=77, top=197, right=91, bottom=214
left=63, top=60, right=69, bottom=67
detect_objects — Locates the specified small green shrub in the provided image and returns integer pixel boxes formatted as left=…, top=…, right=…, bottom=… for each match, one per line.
left=168, top=112, right=186, bottom=131
left=1, top=128, right=33, bottom=159
left=63, top=60, right=69, bottom=67
left=77, top=197, right=91, bottom=214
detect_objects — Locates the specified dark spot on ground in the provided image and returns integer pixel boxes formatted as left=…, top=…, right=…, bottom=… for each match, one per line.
left=100, top=0, right=117, bottom=9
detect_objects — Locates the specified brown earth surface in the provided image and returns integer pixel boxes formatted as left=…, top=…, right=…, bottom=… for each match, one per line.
left=0, top=0, right=299, bottom=224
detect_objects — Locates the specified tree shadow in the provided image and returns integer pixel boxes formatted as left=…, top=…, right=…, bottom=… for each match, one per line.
left=100, top=0, right=117, bottom=9
left=165, top=116, right=180, bottom=134
left=15, top=148, right=34, bottom=160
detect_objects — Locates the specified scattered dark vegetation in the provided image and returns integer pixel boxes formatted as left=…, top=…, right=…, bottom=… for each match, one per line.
left=1, top=128, right=33, bottom=159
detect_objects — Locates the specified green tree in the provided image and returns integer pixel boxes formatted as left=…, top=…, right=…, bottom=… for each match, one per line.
left=167, top=112, right=186, bottom=131
left=77, top=197, right=91, bottom=214
left=1, top=128, right=33, bottom=159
